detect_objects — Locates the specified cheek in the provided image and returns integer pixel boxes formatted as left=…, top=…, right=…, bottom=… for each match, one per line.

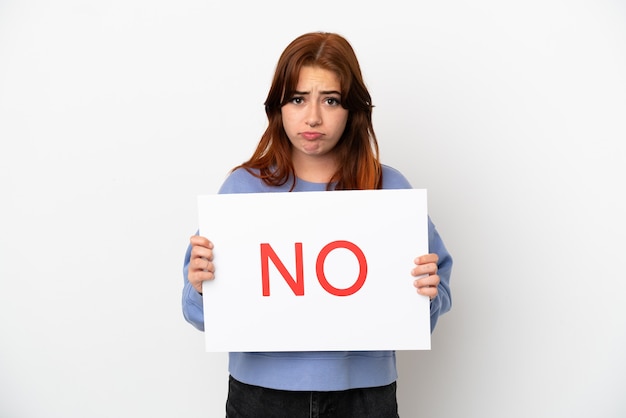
left=280, top=114, right=298, bottom=142
left=335, top=114, right=349, bottom=135
left=281, top=110, right=296, bottom=131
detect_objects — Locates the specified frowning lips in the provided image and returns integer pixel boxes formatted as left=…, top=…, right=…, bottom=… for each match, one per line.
left=300, top=131, right=324, bottom=140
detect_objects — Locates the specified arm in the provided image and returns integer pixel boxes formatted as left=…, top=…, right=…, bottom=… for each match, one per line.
left=182, top=234, right=215, bottom=331
left=412, top=217, right=453, bottom=332
left=182, top=169, right=249, bottom=331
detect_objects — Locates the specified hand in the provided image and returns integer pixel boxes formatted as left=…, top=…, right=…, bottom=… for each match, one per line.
left=411, top=253, right=440, bottom=300
left=188, top=235, right=215, bottom=294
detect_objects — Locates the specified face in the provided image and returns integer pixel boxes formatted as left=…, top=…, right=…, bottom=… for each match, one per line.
left=281, top=66, right=349, bottom=168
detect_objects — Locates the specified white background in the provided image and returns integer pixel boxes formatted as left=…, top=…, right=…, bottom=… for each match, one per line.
left=1, top=0, right=624, bottom=417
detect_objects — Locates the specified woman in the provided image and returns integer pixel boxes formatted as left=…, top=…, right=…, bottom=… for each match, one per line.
left=182, top=32, right=453, bottom=418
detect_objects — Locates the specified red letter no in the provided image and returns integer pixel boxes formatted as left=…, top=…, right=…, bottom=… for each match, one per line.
left=260, top=240, right=367, bottom=297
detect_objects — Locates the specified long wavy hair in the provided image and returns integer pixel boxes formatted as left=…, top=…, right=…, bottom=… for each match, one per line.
left=237, top=32, right=382, bottom=191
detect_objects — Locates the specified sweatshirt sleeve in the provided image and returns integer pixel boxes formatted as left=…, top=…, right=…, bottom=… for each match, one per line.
left=181, top=170, right=245, bottom=332
left=182, top=232, right=205, bottom=331
left=428, top=216, right=453, bottom=332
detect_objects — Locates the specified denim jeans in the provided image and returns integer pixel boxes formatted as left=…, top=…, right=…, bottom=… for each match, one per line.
left=225, top=375, right=399, bottom=418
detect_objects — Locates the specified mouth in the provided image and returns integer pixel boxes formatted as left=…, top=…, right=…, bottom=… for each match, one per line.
left=300, top=131, right=323, bottom=140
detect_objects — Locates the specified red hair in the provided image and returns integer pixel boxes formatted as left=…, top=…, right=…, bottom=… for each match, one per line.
left=237, top=32, right=382, bottom=190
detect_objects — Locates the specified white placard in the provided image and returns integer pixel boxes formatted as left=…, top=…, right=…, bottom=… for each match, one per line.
left=198, top=189, right=430, bottom=352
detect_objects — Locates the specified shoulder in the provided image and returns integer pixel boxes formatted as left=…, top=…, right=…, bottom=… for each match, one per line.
left=218, top=167, right=267, bottom=194
left=381, top=164, right=413, bottom=189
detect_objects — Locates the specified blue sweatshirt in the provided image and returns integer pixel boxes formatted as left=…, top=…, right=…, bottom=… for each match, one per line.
left=182, top=164, right=453, bottom=391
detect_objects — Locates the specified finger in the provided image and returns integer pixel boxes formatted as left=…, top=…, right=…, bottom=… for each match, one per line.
left=190, top=236, right=214, bottom=263
left=411, top=262, right=438, bottom=277
left=414, top=253, right=438, bottom=265
left=416, top=285, right=438, bottom=300
left=414, top=274, right=439, bottom=300
left=192, top=257, right=214, bottom=273
left=191, top=243, right=213, bottom=261
left=193, top=269, right=215, bottom=281
left=414, top=274, right=440, bottom=289
left=190, top=235, right=213, bottom=250
left=189, top=267, right=215, bottom=291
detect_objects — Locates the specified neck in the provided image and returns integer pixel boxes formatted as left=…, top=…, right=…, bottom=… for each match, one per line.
left=292, top=152, right=338, bottom=184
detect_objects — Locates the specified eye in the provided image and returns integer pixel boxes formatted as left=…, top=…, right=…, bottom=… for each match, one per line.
left=290, top=96, right=304, bottom=105
left=325, top=97, right=341, bottom=106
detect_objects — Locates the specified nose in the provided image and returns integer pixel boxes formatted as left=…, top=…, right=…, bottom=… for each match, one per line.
left=306, top=103, right=321, bottom=127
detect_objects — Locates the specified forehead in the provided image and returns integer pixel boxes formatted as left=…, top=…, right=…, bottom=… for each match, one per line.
left=296, top=66, right=341, bottom=90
